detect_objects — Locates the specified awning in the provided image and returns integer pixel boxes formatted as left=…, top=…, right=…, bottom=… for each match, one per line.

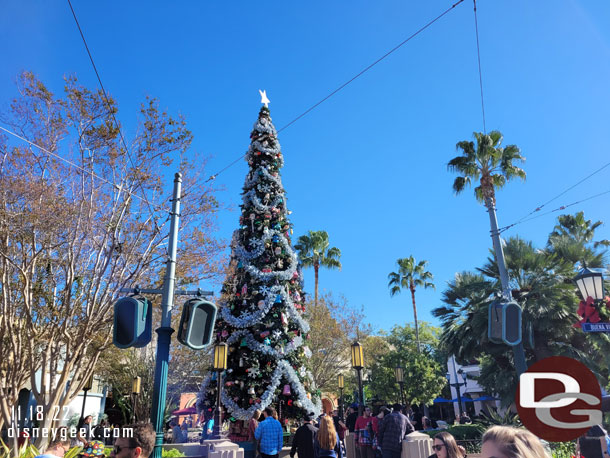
left=451, top=397, right=475, bottom=403
left=432, top=397, right=452, bottom=403
left=471, top=395, right=500, bottom=402
left=172, top=406, right=197, bottom=415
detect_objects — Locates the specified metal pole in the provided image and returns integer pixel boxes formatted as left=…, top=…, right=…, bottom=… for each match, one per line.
left=487, top=199, right=528, bottom=376
left=356, top=369, right=364, bottom=416
left=151, top=173, right=182, bottom=458
left=399, top=383, right=405, bottom=406
left=213, top=372, right=223, bottom=439
left=339, top=388, right=344, bottom=419
left=80, top=389, right=89, bottom=419
left=133, top=394, right=138, bottom=423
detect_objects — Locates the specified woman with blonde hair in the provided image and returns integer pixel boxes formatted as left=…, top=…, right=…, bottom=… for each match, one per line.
left=314, top=415, right=342, bottom=458
left=481, top=426, right=550, bottom=458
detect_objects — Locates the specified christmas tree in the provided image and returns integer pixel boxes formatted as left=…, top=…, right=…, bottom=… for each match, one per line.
left=197, top=100, right=321, bottom=422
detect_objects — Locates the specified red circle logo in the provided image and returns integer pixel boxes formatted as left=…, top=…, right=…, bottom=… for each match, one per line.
left=516, top=356, right=601, bottom=441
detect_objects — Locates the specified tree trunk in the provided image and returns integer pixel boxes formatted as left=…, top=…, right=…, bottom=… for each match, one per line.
left=314, top=264, right=319, bottom=307
left=410, top=282, right=420, bottom=353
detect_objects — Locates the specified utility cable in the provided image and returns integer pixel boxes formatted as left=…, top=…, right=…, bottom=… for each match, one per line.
left=205, top=0, right=466, bottom=183
left=499, top=158, right=610, bottom=232
left=497, top=188, right=610, bottom=234
left=472, top=0, right=487, bottom=134
left=67, top=0, right=168, bottom=243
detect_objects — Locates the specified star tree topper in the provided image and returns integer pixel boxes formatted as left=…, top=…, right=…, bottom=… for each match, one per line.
left=259, top=89, right=270, bottom=108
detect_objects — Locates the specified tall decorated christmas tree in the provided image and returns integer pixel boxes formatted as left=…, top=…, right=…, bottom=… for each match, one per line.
left=197, top=97, right=321, bottom=423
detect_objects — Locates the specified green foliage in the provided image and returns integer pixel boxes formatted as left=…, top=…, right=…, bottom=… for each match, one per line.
left=0, top=440, right=40, bottom=458
left=433, top=213, right=610, bottom=401
left=366, top=323, right=446, bottom=405
left=162, top=449, right=186, bottom=458
left=548, top=441, right=576, bottom=458
left=474, top=409, right=521, bottom=427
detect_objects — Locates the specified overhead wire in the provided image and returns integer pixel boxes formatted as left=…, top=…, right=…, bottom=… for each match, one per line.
left=499, top=158, right=610, bottom=232
left=204, top=0, right=466, bottom=183
left=498, top=188, right=610, bottom=233
left=66, top=0, right=168, bottom=245
left=472, top=0, right=486, bottom=134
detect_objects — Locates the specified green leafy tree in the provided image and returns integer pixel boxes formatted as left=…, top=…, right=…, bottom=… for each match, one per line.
left=295, top=231, right=342, bottom=306
left=388, top=257, right=434, bottom=352
left=367, top=324, right=446, bottom=405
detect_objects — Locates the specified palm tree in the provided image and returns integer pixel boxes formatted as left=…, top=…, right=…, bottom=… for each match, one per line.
left=387, top=256, right=434, bottom=352
left=448, top=131, right=528, bottom=374
left=294, top=230, right=341, bottom=306
left=547, top=211, right=609, bottom=268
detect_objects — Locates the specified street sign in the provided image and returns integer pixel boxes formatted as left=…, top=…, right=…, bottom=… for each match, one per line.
left=582, top=322, right=610, bottom=333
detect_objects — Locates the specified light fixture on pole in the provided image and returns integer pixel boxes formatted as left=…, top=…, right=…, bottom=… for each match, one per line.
left=338, top=374, right=345, bottom=418
left=574, top=267, right=605, bottom=302
left=80, top=374, right=94, bottom=420
left=394, top=366, right=405, bottom=406
left=351, top=341, right=365, bottom=416
left=447, top=363, right=468, bottom=418
left=132, top=376, right=142, bottom=422
left=212, top=343, right=228, bottom=439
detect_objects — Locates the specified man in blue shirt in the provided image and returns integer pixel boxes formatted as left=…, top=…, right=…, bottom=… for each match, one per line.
left=255, top=407, right=284, bottom=458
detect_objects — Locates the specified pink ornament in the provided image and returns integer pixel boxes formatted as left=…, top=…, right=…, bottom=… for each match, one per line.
left=292, top=272, right=299, bottom=279
left=221, top=330, right=229, bottom=338
left=283, top=384, right=291, bottom=395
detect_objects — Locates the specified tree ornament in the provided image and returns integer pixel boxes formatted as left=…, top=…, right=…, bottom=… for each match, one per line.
left=248, top=387, right=255, bottom=395
left=283, top=384, right=291, bottom=395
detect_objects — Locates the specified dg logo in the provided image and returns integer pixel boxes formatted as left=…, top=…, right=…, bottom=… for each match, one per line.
left=516, top=356, right=602, bottom=441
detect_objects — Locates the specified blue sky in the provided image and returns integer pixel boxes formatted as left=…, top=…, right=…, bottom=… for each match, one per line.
left=2, top=1, right=609, bottom=333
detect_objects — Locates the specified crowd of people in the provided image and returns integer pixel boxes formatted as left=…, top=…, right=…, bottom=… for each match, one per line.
left=28, top=407, right=610, bottom=458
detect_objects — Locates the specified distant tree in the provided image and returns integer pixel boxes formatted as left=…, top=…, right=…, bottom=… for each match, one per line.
left=547, top=211, right=609, bottom=268
left=295, top=231, right=341, bottom=306
left=304, top=293, right=371, bottom=394
left=0, top=71, right=225, bottom=444
left=388, top=256, right=434, bottom=352
left=367, top=323, right=446, bottom=405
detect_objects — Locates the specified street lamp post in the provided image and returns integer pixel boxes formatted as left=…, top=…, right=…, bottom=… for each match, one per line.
left=212, top=343, right=228, bottom=439
left=338, top=374, right=345, bottom=419
left=351, top=342, right=365, bottom=416
left=132, top=376, right=142, bottom=423
left=80, top=375, right=94, bottom=419
left=394, top=366, right=405, bottom=406
left=574, top=268, right=605, bottom=303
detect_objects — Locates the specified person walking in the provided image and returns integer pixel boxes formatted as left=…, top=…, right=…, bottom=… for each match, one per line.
left=290, top=413, right=318, bottom=458
left=377, top=404, right=414, bottom=458
left=354, top=407, right=375, bottom=458
left=314, top=416, right=342, bottom=458
left=255, top=407, right=284, bottom=458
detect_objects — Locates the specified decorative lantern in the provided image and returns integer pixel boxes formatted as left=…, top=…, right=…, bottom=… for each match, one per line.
left=213, top=343, right=228, bottom=370
left=351, top=341, right=364, bottom=369
left=574, top=267, right=604, bottom=301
